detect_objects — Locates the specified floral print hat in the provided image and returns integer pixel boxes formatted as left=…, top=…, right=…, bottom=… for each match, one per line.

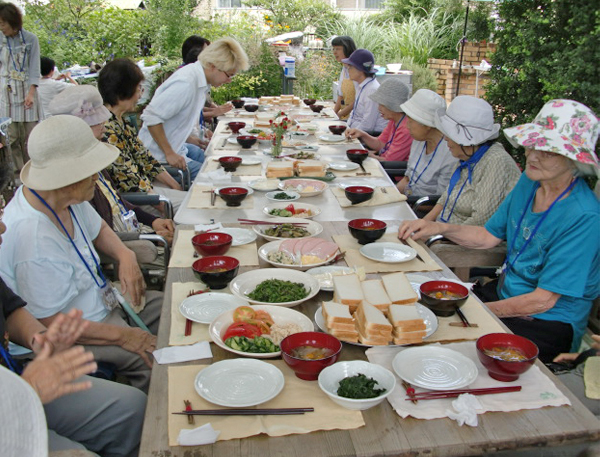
left=504, top=99, right=599, bottom=170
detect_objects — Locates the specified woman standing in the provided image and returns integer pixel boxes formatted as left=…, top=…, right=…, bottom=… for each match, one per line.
left=0, top=2, right=41, bottom=171
left=331, top=36, right=356, bottom=121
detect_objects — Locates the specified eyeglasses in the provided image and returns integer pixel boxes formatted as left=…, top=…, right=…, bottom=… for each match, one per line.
left=221, top=69, right=234, bottom=79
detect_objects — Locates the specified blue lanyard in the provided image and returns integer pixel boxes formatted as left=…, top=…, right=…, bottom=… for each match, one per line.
left=30, top=190, right=107, bottom=289
left=199, top=110, right=204, bottom=129
left=0, top=345, right=21, bottom=374
left=98, top=173, right=127, bottom=216
left=407, top=138, right=444, bottom=191
left=439, top=142, right=491, bottom=222
left=6, top=30, right=27, bottom=73
left=349, top=77, right=375, bottom=124
left=503, top=178, right=578, bottom=275
left=380, top=115, right=405, bottom=157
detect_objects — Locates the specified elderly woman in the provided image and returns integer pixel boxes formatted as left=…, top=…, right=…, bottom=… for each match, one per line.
left=342, top=49, right=387, bottom=135
left=0, top=115, right=161, bottom=392
left=396, top=89, right=458, bottom=196
left=399, top=100, right=600, bottom=362
left=421, top=95, right=521, bottom=225
left=97, top=58, right=186, bottom=211
left=331, top=35, right=356, bottom=121
left=345, top=78, right=413, bottom=162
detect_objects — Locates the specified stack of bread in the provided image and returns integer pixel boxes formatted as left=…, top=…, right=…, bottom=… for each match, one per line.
left=321, top=301, right=358, bottom=342
left=295, top=160, right=326, bottom=177
left=258, top=95, right=301, bottom=106
left=266, top=161, right=294, bottom=178
left=325, top=272, right=426, bottom=345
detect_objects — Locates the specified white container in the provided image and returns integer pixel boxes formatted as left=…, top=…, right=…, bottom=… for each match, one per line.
left=284, top=57, right=296, bottom=78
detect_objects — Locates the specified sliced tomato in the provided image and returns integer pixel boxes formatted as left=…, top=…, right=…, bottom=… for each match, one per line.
left=247, top=319, right=271, bottom=335
left=222, top=322, right=262, bottom=341
left=254, top=310, right=275, bottom=327
left=232, top=306, right=256, bottom=323
left=285, top=204, right=296, bottom=214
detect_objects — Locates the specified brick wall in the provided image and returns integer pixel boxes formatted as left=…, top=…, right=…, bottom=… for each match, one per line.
left=427, top=41, right=497, bottom=103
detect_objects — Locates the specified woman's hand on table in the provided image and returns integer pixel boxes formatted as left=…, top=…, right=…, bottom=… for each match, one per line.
left=31, top=309, right=89, bottom=356
left=118, top=327, right=157, bottom=367
left=118, top=249, right=146, bottom=307
left=398, top=219, right=443, bottom=241
left=152, top=218, right=175, bottom=245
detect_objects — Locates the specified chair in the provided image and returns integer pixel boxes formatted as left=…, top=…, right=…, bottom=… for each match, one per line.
left=162, top=164, right=191, bottom=191
left=121, top=192, right=174, bottom=219
left=411, top=195, right=441, bottom=219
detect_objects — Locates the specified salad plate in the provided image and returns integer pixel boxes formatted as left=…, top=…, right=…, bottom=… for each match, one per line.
left=252, top=217, right=323, bottom=241
left=359, top=242, right=417, bottom=263
left=209, top=304, right=314, bottom=358
left=194, top=359, right=285, bottom=407
left=391, top=346, right=478, bottom=390
left=263, top=202, right=321, bottom=219
left=179, top=292, right=249, bottom=324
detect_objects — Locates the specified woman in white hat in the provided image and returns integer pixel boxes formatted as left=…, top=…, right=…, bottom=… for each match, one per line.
left=399, top=99, right=600, bottom=363
left=396, top=89, right=459, bottom=197
left=0, top=115, right=159, bottom=392
left=420, top=95, right=521, bottom=225
left=345, top=78, right=413, bottom=162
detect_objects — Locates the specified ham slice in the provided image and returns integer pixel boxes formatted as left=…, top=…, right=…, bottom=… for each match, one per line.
left=300, top=237, right=327, bottom=255
left=308, top=241, right=339, bottom=260
left=280, top=239, right=299, bottom=256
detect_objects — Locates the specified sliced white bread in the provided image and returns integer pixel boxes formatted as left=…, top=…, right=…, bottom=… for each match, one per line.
left=355, top=302, right=393, bottom=343
left=357, top=326, right=391, bottom=345
left=330, top=329, right=359, bottom=343
left=296, top=160, right=326, bottom=177
left=381, top=272, right=418, bottom=305
left=388, top=304, right=426, bottom=332
left=332, top=274, right=363, bottom=308
left=266, top=161, right=294, bottom=178
left=322, top=301, right=354, bottom=325
left=393, top=329, right=427, bottom=345
left=361, top=279, right=392, bottom=314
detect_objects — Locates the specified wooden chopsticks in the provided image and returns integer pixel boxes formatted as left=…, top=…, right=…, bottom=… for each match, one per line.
left=455, top=307, right=472, bottom=327
left=405, top=386, right=521, bottom=401
left=237, top=218, right=307, bottom=226
left=173, top=407, right=314, bottom=416
left=184, top=289, right=207, bottom=336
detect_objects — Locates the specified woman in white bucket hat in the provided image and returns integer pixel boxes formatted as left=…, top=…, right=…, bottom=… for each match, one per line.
left=396, top=89, right=459, bottom=197
left=420, top=95, right=521, bottom=225
left=0, top=115, right=159, bottom=393
left=400, top=99, right=600, bottom=363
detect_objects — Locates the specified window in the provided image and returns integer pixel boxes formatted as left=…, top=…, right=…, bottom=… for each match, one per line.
left=217, top=0, right=241, bottom=7
left=364, top=0, right=384, bottom=8
left=335, top=0, right=384, bottom=9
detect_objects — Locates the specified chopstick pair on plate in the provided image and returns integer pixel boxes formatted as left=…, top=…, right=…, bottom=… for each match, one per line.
left=237, top=218, right=308, bottom=226
left=173, top=407, right=315, bottom=416
left=404, top=385, right=522, bottom=401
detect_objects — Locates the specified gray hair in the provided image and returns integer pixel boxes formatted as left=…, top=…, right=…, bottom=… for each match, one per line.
left=573, top=160, right=597, bottom=177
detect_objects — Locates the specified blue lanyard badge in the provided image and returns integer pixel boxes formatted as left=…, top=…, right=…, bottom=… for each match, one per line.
left=349, top=78, right=375, bottom=124
left=98, top=174, right=139, bottom=233
left=379, top=115, right=405, bottom=157
left=406, top=138, right=444, bottom=194
left=7, top=31, right=27, bottom=74
left=0, top=345, right=22, bottom=374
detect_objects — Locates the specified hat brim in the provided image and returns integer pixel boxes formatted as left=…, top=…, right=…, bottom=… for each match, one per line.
left=400, top=99, right=434, bottom=128
left=21, top=142, right=120, bottom=191
left=369, top=91, right=401, bottom=113
left=341, top=57, right=376, bottom=75
left=435, top=110, right=500, bottom=146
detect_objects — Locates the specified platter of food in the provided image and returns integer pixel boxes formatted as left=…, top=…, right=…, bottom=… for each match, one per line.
left=258, top=238, right=340, bottom=270
left=263, top=202, right=321, bottom=219
left=179, top=292, right=249, bottom=324
left=209, top=304, right=314, bottom=358
left=252, top=218, right=323, bottom=241
left=278, top=178, right=328, bottom=197
left=194, top=359, right=285, bottom=407
left=229, top=268, right=320, bottom=307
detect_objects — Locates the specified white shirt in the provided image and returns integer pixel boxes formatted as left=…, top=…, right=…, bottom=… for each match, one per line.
left=37, top=78, right=71, bottom=119
left=405, top=139, right=458, bottom=197
left=347, top=77, right=387, bottom=133
left=0, top=187, right=108, bottom=322
left=138, top=61, right=210, bottom=162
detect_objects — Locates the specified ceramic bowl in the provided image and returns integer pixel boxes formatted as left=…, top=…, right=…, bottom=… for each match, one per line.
left=346, top=149, right=369, bottom=164
left=309, top=104, right=324, bottom=113
left=348, top=218, right=387, bottom=244
left=228, top=121, right=246, bottom=134
left=244, top=104, right=259, bottom=112
left=218, top=187, right=249, bottom=207
left=236, top=135, right=257, bottom=149
left=192, top=256, right=240, bottom=290
left=218, top=156, right=243, bottom=172
left=328, top=124, right=347, bottom=135
left=280, top=332, right=342, bottom=380
left=303, top=98, right=316, bottom=106
left=191, top=232, right=233, bottom=257
left=476, top=333, right=539, bottom=382
left=419, top=280, right=469, bottom=317
left=344, top=186, right=374, bottom=205
left=231, top=99, right=245, bottom=108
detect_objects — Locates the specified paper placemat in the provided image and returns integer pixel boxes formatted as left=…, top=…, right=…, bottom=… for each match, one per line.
left=366, top=341, right=570, bottom=420
left=331, top=186, right=407, bottom=208
left=203, top=159, right=263, bottom=177
left=334, top=233, right=442, bottom=273
left=168, top=361, right=365, bottom=445
left=168, top=229, right=259, bottom=268
left=330, top=158, right=385, bottom=178
left=169, top=282, right=211, bottom=346
left=187, top=185, right=255, bottom=210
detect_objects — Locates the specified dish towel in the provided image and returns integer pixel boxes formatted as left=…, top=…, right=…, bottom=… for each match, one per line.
left=153, top=341, right=213, bottom=364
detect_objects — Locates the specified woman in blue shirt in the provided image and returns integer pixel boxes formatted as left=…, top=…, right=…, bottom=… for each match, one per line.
left=399, top=100, right=600, bottom=363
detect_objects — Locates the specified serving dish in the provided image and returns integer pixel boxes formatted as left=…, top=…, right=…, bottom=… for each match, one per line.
left=179, top=292, right=249, bottom=324
left=318, top=134, right=345, bottom=143
left=209, top=304, right=314, bottom=358
left=359, top=242, right=417, bottom=263
left=265, top=190, right=300, bottom=202
left=229, top=268, right=320, bottom=307
left=252, top=217, right=323, bottom=241
left=278, top=178, right=328, bottom=197
left=194, top=359, right=284, bottom=407
left=263, top=202, right=321, bottom=219
left=258, top=239, right=339, bottom=270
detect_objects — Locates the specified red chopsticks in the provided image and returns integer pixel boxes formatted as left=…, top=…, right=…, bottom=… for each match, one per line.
left=184, top=318, right=193, bottom=336
left=405, top=385, right=521, bottom=401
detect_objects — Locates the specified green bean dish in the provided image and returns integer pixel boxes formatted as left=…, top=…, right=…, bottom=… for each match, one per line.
left=247, top=279, right=309, bottom=303
left=264, top=224, right=310, bottom=238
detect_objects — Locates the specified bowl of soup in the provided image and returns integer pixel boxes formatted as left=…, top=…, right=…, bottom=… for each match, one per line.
left=191, top=232, right=233, bottom=257
left=218, top=187, right=249, bottom=207
left=231, top=99, right=245, bottom=109
left=309, top=104, right=324, bottom=113
left=328, top=124, right=347, bottom=135
left=344, top=186, right=374, bottom=205
left=218, top=156, right=243, bottom=172
left=419, top=280, right=469, bottom=317
left=228, top=121, right=246, bottom=134
left=476, top=333, right=539, bottom=382
left=192, top=256, right=240, bottom=289
left=280, top=332, right=342, bottom=380
left=348, top=218, right=387, bottom=244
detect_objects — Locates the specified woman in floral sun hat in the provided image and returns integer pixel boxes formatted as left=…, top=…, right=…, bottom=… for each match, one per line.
left=399, top=99, right=599, bottom=363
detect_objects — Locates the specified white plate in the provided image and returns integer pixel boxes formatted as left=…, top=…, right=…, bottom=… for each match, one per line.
left=360, top=242, right=417, bottom=263
left=391, top=346, right=478, bottom=390
left=241, top=157, right=262, bottom=166
left=216, top=185, right=254, bottom=196
left=290, top=131, right=310, bottom=139
left=265, top=190, right=300, bottom=202
left=328, top=162, right=359, bottom=171
left=209, top=304, right=315, bottom=358
left=248, top=179, right=280, bottom=192
left=240, top=128, right=266, bottom=136
left=263, top=202, right=321, bottom=219
left=229, top=268, right=320, bottom=307
left=179, top=292, right=249, bottom=324
left=217, top=227, right=257, bottom=246
left=305, top=265, right=353, bottom=291
left=253, top=217, right=323, bottom=241
left=258, top=239, right=339, bottom=271
left=318, top=134, right=345, bottom=143
left=278, top=178, right=328, bottom=197
left=296, top=145, right=320, bottom=152
left=194, top=359, right=285, bottom=407
left=315, top=303, right=438, bottom=348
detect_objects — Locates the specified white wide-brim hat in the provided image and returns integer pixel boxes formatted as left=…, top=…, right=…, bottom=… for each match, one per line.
left=400, top=89, right=446, bottom=128
left=48, top=85, right=111, bottom=126
left=435, top=95, right=500, bottom=146
left=21, top=115, right=119, bottom=191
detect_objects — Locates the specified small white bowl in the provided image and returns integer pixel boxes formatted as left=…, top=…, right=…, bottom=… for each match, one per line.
left=318, top=361, right=396, bottom=410
left=265, top=190, right=300, bottom=202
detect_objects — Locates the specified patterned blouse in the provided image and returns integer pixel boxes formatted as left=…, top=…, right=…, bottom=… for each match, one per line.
left=102, top=113, right=165, bottom=192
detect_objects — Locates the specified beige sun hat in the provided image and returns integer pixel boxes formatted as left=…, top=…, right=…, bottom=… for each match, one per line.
left=48, top=85, right=111, bottom=126
left=435, top=95, right=500, bottom=146
left=400, top=89, right=446, bottom=128
left=20, top=115, right=119, bottom=191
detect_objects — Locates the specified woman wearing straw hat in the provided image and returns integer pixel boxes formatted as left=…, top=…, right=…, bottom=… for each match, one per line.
left=345, top=78, right=414, bottom=162
left=396, top=89, right=459, bottom=197
left=419, top=95, right=521, bottom=225
left=399, top=99, right=600, bottom=363
left=0, top=115, right=160, bottom=392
